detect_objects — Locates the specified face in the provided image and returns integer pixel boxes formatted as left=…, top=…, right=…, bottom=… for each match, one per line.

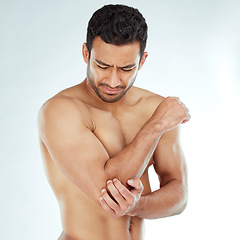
left=83, top=37, right=147, bottom=103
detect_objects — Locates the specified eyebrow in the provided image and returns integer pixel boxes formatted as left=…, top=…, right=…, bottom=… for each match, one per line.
left=95, top=59, right=136, bottom=69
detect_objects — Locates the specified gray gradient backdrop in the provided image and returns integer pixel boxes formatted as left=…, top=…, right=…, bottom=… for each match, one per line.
left=1, top=0, right=240, bottom=239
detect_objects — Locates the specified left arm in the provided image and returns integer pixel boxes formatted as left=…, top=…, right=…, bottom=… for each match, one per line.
left=132, top=126, right=188, bottom=219
left=100, top=126, right=188, bottom=219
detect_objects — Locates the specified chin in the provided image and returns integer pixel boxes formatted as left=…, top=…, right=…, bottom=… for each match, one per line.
left=99, top=92, right=125, bottom=103
left=100, top=96, right=122, bottom=103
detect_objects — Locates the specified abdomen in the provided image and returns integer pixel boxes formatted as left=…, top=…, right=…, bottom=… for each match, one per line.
left=40, top=141, right=149, bottom=240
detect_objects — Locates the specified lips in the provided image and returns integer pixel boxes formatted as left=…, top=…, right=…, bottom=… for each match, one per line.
left=101, top=86, right=122, bottom=95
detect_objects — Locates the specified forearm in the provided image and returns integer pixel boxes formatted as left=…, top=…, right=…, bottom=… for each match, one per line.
left=104, top=118, right=164, bottom=186
left=132, top=180, right=188, bottom=219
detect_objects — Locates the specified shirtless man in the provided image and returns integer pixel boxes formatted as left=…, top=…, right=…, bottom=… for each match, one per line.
left=38, top=4, right=190, bottom=240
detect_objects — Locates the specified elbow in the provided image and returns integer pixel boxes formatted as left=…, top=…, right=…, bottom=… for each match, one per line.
left=81, top=172, right=109, bottom=206
left=176, top=198, right=188, bottom=215
left=104, top=160, right=125, bottom=185
left=92, top=165, right=120, bottom=206
left=175, top=187, right=188, bottom=216
left=171, top=199, right=187, bottom=217
left=90, top=183, right=109, bottom=207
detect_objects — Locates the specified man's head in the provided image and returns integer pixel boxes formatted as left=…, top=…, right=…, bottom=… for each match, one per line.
left=83, top=4, right=148, bottom=103
left=86, top=4, right=148, bottom=58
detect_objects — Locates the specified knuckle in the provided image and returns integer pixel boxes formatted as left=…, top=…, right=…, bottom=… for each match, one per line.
left=110, top=189, right=118, bottom=197
left=121, top=204, right=129, bottom=212
left=119, top=187, right=125, bottom=194
left=109, top=202, right=116, bottom=208
left=128, top=196, right=135, bottom=205
left=121, top=203, right=127, bottom=209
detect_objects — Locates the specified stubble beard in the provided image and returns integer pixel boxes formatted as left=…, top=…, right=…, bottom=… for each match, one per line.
left=87, top=66, right=136, bottom=103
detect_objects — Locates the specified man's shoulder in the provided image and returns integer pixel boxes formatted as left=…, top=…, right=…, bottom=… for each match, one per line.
left=132, top=86, right=165, bottom=110
left=133, top=86, right=164, bottom=100
left=38, top=91, right=91, bottom=133
left=40, top=94, right=86, bottom=116
left=40, top=83, right=89, bottom=114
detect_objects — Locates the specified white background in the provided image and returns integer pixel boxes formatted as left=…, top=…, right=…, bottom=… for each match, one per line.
left=1, top=0, right=240, bottom=239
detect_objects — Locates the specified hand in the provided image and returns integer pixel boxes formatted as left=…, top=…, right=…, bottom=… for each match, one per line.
left=100, top=178, right=144, bottom=218
left=152, top=96, right=191, bottom=132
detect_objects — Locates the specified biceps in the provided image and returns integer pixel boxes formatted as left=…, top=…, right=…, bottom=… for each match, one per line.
left=42, top=127, right=110, bottom=204
left=153, top=141, right=187, bottom=187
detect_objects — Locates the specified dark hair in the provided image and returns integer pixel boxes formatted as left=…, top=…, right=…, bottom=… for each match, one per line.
left=86, top=4, right=148, bottom=57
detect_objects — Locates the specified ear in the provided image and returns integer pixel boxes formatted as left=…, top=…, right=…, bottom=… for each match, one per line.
left=82, top=43, right=89, bottom=64
left=138, top=52, right=148, bottom=70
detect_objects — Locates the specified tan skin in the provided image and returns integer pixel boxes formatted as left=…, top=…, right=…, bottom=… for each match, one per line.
left=38, top=37, right=190, bottom=240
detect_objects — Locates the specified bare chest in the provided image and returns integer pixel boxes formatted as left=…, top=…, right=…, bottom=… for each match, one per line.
left=88, top=105, right=153, bottom=196
left=89, top=106, right=149, bottom=158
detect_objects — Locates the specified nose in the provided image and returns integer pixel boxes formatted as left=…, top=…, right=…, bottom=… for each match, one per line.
left=107, top=68, right=121, bottom=88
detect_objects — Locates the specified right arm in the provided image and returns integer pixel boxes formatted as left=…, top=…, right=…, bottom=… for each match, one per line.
left=38, top=97, right=189, bottom=204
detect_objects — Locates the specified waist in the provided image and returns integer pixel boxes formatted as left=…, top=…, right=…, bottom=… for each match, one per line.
left=59, top=203, right=143, bottom=240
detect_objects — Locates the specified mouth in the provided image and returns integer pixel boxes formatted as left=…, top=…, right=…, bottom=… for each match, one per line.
left=101, top=86, right=123, bottom=95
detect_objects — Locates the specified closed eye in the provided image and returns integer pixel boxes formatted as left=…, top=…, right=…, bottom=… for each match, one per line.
left=121, top=68, right=134, bottom=72
left=97, top=64, right=109, bottom=70
left=121, top=65, right=136, bottom=72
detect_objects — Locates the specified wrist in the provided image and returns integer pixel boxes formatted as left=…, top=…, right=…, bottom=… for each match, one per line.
left=129, top=196, right=145, bottom=218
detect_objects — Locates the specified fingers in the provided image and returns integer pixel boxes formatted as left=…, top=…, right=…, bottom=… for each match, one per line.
left=106, top=180, right=126, bottom=206
left=183, top=111, right=191, bottom=122
left=100, top=193, right=117, bottom=218
left=167, top=96, right=179, bottom=101
left=100, top=179, right=139, bottom=218
left=111, top=179, right=135, bottom=204
left=170, top=96, right=191, bottom=124
left=180, top=101, right=191, bottom=123
left=100, top=188, right=119, bottom=211
left=127, top=179, right=144, bottom=194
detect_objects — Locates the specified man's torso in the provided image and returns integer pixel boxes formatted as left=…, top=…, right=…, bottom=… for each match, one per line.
left=40, top=82, right=163, bottom=240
